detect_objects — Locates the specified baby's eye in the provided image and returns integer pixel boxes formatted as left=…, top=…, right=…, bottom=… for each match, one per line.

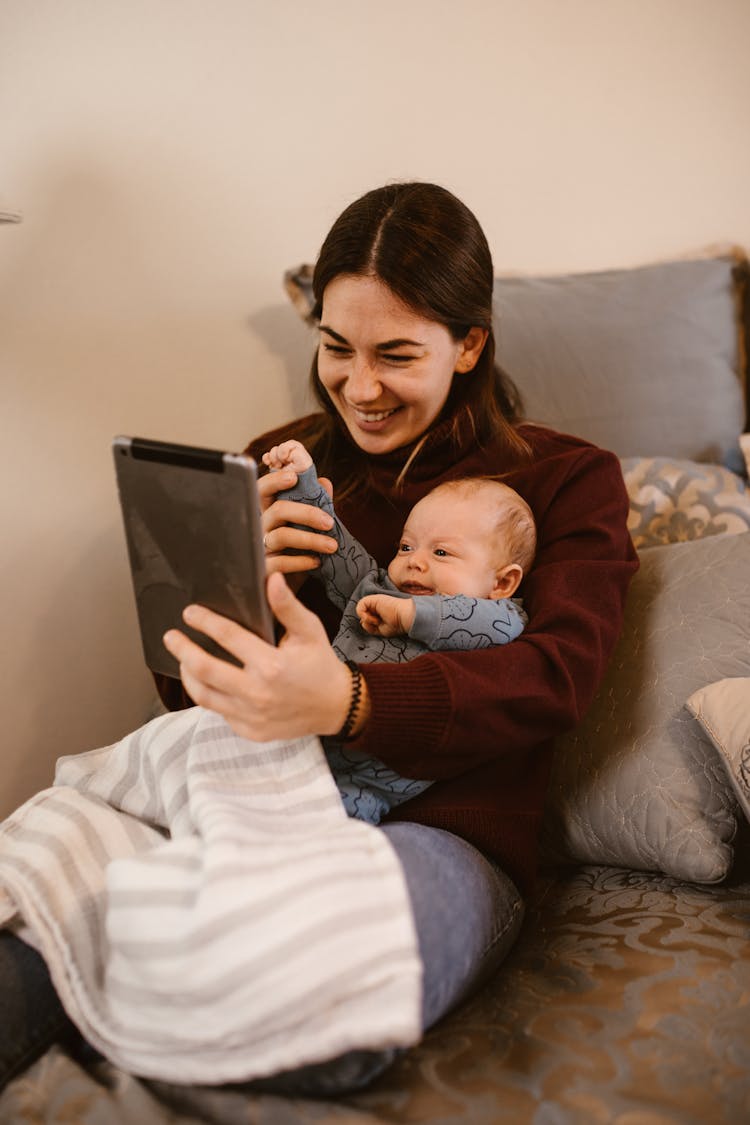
left=399, top=542, right=412, bottom=553
left=433, top=548, right=448, bottom=558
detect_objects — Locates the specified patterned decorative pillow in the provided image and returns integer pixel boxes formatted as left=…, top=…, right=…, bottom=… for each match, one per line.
left=621, top=456, right=750, bottom=549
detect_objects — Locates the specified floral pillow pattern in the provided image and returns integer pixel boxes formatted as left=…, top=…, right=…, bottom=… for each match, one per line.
left=621, top=456, right=750, bottom=550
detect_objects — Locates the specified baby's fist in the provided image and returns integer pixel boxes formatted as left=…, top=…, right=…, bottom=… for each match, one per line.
left=356, top=594, right=416, bottom=637
left=262, top=440, right=313, bottom=474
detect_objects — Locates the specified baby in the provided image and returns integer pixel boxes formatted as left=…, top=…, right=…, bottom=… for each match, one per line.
left=263, top=440, right=537, bottom=824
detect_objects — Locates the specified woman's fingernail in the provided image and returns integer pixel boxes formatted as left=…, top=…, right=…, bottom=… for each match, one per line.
left=183, top=605, right=198, bottom=623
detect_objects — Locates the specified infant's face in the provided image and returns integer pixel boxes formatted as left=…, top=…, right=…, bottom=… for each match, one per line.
left=387, top=490, right=508, bottom=599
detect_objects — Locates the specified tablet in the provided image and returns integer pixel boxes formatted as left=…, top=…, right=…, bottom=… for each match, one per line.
left=113, top=436, right=274, bottom=679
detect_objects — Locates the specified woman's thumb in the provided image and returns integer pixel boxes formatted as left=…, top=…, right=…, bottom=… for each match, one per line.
left=266, top=571, right=319, bottom=638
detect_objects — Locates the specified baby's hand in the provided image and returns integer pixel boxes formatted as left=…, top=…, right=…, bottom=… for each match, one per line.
left=262, top=440, right=313, bottom=474
left=356, top=594, right=416, bottom=637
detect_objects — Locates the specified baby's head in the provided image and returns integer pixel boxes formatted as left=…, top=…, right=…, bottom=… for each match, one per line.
left=387, top=478, right=536, bottom=601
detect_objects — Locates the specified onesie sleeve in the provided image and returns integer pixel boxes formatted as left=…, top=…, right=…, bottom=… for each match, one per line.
left=281, top=464, right=380, bottom=611
left=409, top=595, right=527, bottom=650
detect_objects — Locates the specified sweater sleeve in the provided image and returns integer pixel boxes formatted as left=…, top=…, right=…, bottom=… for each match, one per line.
left=352, top=445, right=638, bottom=781
left=409, top=595, right=527, bottom=650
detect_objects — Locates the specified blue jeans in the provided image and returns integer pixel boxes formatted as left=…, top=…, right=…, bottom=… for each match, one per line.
left=0, top=823, right=523, bottom=1097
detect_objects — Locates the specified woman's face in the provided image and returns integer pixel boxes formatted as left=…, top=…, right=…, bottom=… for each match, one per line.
left=317, top=274, right=486, bottom=456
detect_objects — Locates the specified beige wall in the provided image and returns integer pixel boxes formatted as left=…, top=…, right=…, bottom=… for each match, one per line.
left=1, top=0, right=749, bottom=817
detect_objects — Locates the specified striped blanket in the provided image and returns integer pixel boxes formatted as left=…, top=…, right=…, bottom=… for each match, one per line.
left=0, top=707, right=422, bottom=1084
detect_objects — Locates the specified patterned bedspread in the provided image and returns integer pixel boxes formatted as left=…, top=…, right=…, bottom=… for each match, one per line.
left=3, top=859, right=749, bottom=1124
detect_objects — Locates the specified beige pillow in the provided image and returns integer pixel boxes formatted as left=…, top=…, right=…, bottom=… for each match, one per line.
left=687, top=678, right=750, bottom=824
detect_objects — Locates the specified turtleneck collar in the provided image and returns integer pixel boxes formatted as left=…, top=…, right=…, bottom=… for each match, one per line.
left=367, top=414, right=460, bottom=473
left=333, top=407, right=486, bottom=507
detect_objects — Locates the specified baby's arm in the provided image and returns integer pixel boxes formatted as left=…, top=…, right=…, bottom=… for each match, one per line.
left=271, top=457, right=381, bottom=610
left=409, top=594, right=527, bottom=650
left=357, top=593, right=416, bottom=637
left=356, top=593, right=527, bottom=647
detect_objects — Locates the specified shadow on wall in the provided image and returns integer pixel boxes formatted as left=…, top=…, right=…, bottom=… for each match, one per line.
left=0, top=159, right=313, bottom=816
left=246, top=303, right=317, bottom=421
left=0, top=161, right=165, bottom=321
left=2, top=521, right=154, bottom=820
left=0, top=155, right=303, bottom=452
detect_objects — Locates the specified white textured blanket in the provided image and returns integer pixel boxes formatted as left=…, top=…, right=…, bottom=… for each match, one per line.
left=0, top=707, right=422, bottom=1083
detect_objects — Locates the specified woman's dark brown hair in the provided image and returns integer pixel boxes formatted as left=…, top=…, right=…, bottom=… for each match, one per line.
left=297, top=182, right=528, bottom=492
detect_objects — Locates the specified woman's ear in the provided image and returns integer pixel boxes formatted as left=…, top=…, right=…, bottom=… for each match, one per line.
left=490, top=563, right=523, bottom=600
left=455, top=327, right=489, bottom=373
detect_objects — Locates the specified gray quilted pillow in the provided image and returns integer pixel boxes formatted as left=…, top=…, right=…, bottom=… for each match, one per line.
left=542, top=531, right=750, bottom=883
left=494, top=257, right=746, bottom=467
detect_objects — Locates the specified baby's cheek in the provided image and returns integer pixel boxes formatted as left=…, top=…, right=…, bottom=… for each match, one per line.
left=439, top=565, right=477, bottom=598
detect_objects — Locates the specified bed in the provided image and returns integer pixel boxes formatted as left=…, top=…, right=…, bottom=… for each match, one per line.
left=2, top=252, right=749, bottom=1124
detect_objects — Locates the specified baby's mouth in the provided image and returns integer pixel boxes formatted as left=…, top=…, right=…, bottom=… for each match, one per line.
left=400, top=582, right=433, bottom=596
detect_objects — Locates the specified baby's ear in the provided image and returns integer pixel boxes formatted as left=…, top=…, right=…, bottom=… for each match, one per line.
left=490, top=563, right=523, bottom=599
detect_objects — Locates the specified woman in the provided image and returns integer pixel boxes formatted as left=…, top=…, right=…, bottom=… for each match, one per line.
left=160, top=183, right=638, bottom=1089
left=1, top=182, right=637, bottom=1098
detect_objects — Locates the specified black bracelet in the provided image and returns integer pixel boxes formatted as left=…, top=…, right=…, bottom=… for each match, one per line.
left=335, top=659, right=363, bottom=741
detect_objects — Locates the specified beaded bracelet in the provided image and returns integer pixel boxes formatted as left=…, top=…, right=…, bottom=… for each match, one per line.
left=335, top=659, right=363, bottom=741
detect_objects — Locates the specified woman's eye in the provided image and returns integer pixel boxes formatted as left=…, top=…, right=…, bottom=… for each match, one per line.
left=382, top=354, right=415, bottom=364
left=322, top=344, right=351, bottom=357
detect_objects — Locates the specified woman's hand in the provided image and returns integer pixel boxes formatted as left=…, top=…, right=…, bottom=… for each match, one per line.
left=258, top=469, right=338, bottom=577
left=162, top=572, right=363, bottom=742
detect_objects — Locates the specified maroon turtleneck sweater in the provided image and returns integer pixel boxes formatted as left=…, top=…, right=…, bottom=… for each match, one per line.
left=157, top=416, right=638, bottom=892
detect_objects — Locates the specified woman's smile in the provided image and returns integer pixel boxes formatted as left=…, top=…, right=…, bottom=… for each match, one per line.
left=350, top=405, right=402, bottom=428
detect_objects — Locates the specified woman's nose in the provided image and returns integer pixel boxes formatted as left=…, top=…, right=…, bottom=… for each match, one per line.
left=346, top=357, right=382, bottom=401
